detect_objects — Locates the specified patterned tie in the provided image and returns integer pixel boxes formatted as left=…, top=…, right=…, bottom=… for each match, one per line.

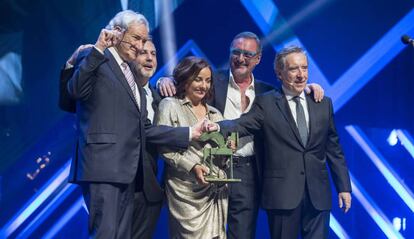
left=293, top=96, right=308, bottom=146
left=121, top=62, right=140, bottom=108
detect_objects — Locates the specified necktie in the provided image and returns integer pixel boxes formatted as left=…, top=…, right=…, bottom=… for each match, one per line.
left=121, top=62, right=140, bottom=107
left=144, top=86, right=155, bottom=122
left=293, top=96, right=308, bottom=146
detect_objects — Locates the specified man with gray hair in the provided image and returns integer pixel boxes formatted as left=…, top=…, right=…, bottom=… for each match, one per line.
left=67, top=10, right=204, bottom=238
left=217, top=45, right=352, bottom=238
left=158, top=32, right=325, bottom=239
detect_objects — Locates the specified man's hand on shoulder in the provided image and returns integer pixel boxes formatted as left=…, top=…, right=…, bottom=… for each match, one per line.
left=157, top=77, right=176, bottom=97
left=305, top=83, right=324, bottom=102
left=66, top=44, right=94, bottom=68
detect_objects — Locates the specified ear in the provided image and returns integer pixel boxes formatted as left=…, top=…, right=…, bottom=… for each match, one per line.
left=113, top=26, right=123, bottom=33
left=255, top=53, right=262, bottom=65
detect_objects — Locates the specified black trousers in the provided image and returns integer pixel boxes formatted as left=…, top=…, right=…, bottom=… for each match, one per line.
left=81, top=182, right=135, bottom=239
left=227, top=156, right=259, bottom=239
left=266, top=185, right=330, bottom=239
left=131, top=192, right=163, bottom=239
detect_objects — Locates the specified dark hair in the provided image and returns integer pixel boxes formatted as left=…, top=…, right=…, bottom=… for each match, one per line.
left=274, top=45, right=307, bottom=77
left=173, top=56, right=214, bottom=104
left=230, top=31, right=262, bottom=54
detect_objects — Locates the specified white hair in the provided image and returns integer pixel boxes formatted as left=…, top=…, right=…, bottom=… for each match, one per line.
left=106, top=10, right=149, bottom=31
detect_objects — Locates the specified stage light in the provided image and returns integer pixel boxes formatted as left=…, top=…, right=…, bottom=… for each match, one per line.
left=392, top=217, right=407, bottom=232
left=346, top=125, right=414, bottom=212
left=395, top=129, right=414, bottom=159
left=388, top=129, right=399, bottom=146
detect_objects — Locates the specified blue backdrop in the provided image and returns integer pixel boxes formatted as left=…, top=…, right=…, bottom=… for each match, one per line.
left=1, top=0, right=414, bottom=238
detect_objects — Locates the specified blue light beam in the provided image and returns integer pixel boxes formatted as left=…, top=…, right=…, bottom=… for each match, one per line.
left=346, top=125, right=414, bottom=212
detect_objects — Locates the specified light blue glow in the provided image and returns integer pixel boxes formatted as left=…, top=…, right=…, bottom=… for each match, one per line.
left=240, top=0, right=278, bottom=34
left=388, top=129, right=399, bottom=146
left=329, top=214, right=351, bottom=239
left=328, top=8, right=414, bottom=111
left=42, top=197, right=84, bottom=239
left=0, top=160, right=71, bottom=238
left=16, top=184, right=77, bottom=238
left=350, top=174, right=404, bottom=238
left=396, top=129, right=414, bottom=159
left=241, top=1, right=414, bottom=112
left=346, top=125, right=414, bottom=212
left=150, top=40, right=214, bottom=86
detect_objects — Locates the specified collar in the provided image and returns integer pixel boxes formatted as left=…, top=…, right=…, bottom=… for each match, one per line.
left=108, top=47, right=124, bottom=67
left=282, top=85, right=305, bottom=101
left=229, top=71, right=255, bottom=90
left=143, top=82, right=151, bottom=91
left=180, top=97, right=217, bottom=114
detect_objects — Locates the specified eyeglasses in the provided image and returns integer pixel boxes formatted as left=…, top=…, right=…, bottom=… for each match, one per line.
left=230, top=48, right=258, bottom=59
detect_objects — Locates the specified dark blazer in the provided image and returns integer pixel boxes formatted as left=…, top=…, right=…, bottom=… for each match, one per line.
left=140, top=86, right=164, bottom=202
left=67, top=47, right=189, bottom=184
left=59, top=66, right=76, bottom=113
left=220, top=89, right=352, bottom=211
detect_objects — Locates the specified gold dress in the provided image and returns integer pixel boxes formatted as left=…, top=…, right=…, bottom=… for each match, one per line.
left=156, top=97, right=228, bottom=239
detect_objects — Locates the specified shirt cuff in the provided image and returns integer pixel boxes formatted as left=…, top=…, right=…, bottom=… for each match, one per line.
left=65, top=62, right=74, bottom=69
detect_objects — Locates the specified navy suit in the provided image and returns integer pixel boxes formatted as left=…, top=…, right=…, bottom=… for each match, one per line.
left=68, top=47, right=189, bottom=238
left=220, top=89, right=352, bottom=238
left=209, top=70, right=274, bottom=239
left=132, top=85, right=164, bottom=239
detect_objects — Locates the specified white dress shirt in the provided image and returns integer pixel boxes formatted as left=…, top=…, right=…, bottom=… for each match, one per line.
left=223, top=72, right=256, bottom=157
left=107, top=47, right=141, bottom=107
left=282, top=86, right=309, bottom=131
left=143, top=82, right=155, bottom=122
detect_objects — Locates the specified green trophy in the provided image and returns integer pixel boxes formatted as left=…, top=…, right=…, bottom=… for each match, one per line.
left=199, top=131, right=242, bottom=183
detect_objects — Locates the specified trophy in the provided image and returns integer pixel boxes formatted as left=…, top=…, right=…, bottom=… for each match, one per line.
left=199, top=131, right=242, bottom=183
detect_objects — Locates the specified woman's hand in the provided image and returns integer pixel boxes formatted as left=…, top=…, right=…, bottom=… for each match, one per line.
left=191, top=164, right=210, bottom=185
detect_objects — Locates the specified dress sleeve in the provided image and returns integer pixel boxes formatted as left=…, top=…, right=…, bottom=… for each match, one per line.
left=155, top=98, right=199, bottom=172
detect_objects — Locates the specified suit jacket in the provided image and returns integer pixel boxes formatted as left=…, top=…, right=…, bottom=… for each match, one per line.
left=67, top=47, right=189, bottom=184
left=59, top=66, right=76, bottom=113
left=220, top=89, right=352, bottom=211
left=140, top=86, right=164, bottom=202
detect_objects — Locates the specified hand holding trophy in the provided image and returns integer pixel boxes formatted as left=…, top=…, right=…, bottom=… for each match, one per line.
left=199, top=131, right=241, bottom=183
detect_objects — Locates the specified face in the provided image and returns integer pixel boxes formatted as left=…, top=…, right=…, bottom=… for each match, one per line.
left=134, top=41, right=157, bottom=84
left=230, top=38, right=261, bottom=80
left=117, top=22, right=149, bottom=62
left=185, top=67, right=212, bottom=104
left=277, top=52, right=308, bottom=95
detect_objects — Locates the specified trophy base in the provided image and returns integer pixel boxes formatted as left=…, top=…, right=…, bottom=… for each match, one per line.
left=205, top=177, right=242, bottom=183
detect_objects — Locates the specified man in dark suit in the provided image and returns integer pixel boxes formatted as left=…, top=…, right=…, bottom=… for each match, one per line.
left=67, top=10, right=204, bottom=239
left=217, top=46, right=352, bottom=239
left=130, top=40, right=164, bottom=239
left=60, top=40, right=164, bottom=239
left=158, top=32, right=324, bottom=239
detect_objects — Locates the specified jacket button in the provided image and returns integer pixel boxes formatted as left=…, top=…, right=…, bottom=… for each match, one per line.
left=300, top=171, right=305, bottom=175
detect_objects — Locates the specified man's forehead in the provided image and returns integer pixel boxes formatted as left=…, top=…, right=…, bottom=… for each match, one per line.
left=232, top=38, right=257, bottom=48
left=143, top=41, right=156, bottom=50
left=127, top=22, right=149, bottom=34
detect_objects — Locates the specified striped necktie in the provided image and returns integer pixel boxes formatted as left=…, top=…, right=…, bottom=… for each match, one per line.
left=121, top=62, right=140, bottom=108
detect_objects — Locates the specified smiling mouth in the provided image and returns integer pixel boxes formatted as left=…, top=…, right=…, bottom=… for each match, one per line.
left=142, top=64, right=153, bottom=70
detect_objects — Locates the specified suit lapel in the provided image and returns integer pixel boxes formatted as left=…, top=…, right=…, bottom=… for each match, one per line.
left=274, top=91, right=304, bottom=147
left=105, top=50, right=140, bottom=111
left=213, top=71, right=229, bottom=114
left=305, top=94, right=317, bottom=146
